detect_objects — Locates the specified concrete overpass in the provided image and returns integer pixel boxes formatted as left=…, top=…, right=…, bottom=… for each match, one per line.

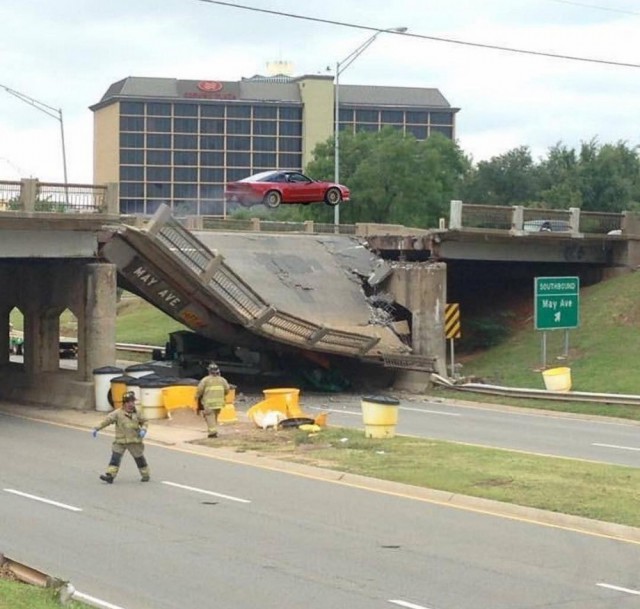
left=0, top=178, right=637, bottom=408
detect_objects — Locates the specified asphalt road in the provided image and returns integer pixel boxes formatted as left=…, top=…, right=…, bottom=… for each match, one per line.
left=295, top=394, right=640, bottom=468
left=1, top=413, right=640, bottom=609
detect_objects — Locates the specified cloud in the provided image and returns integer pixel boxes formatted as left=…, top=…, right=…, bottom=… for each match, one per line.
left=2, top=0, right=640, bottom=183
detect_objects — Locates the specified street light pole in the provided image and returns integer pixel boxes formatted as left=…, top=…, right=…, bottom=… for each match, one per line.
left=0, top=84, right=69, bottom=186
left=333, top=26, right=407, bottom=227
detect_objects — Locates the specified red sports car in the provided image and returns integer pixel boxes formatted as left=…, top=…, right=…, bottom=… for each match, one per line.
left=224, top=170, right=350, bottom=209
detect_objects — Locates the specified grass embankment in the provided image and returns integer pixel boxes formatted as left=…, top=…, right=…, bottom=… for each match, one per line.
left=204, top=426, right=640, bottom=528
left=0, top=579, right=88, bottom=609
left=460, top=271, right=640, bottom=395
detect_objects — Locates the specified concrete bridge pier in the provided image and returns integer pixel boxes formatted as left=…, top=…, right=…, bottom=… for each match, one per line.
left=0, top=261, right=117, bottom=409
left=385, top=262, right=447, bottom=392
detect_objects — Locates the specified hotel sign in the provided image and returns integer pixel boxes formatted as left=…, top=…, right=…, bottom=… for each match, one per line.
left=184, top=80, right=236, bottom=100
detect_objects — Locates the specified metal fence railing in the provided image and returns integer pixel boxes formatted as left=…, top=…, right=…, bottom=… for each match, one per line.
left=0, top=179, right=114, bottom=214
left=452, top=201, right=627, bottom=235
left=459, top=204, right=514, bottom=230
left=38, top=182, right=106, bottom=213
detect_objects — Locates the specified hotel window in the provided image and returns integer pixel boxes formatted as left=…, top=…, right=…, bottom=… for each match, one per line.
left=253, top=137, right=276, bottom=151
left=147, top=134, right=171, bottom=148
left=253, top=121, right=276, bottom=135
left=355, top=109, right=378, bottom=123
left=147, top=183, right=171, bottom=198
left=279, top=107, right=302, bottom=120
left=226, top=136, right=250, bottom=151
left=201, top=104, right=225, bottom=118
left=173, top=183, right=198, bottom=198
left=147, top=167, right=171, bottom=182
left=200, top=151, right=224, bottom=166
left=174, top=103, right=198, bottom=117
left=174, top=151, right=197, bottom=165
left=200, top=135, right=224, bottom=150
left=121, top=133, right=143, bottom=148
left=279, top=138, right=301, bottom=152
left=174, top=118, right=198, bottom=133
left=147, top=117, right=171, bottom=132
left=120, top=166, right=143, bottom=181
left=253, top=152, right=276, bottom=167
left=147, top=102, right=171, bottom=116
left=147, top=150, right=171, bottom=165
left=279, top=122, right=302, bottom=136
left=430, top=112, right=452, bottom=125
left=120, top=116, right=144, bottom=131
left=200, top=168, right=224, bottom=182
left=120, top=102, right=144, bottom=115
left=407, top=125, right=427, bottom=139
left=120, top=149, right=143, bottom=164
left=406, top=111, right=428, bottom=123
left=431, top=125, right=453, bottom=138
left=254, top=106, right=277, bottom=119
left=201, top=119, right=224, bottom=134
left=227, top=152, right=250, bottom=166
left=381, top=110, right=403, bottom=124
left=174, top=167, right=198, bottom=182
left=174, top=134, right=198, bottom=149
left=227, top=105, right=251, bottom=119
left=120, top=182, right=144, bottom=197
left=227, top=120, right=251, bottom=135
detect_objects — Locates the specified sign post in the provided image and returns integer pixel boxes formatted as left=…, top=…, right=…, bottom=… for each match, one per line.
left=534, top=276, right=580, bottom=367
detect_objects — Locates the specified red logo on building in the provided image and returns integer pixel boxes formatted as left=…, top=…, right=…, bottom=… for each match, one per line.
left=197, top=81, right=223, bottom=92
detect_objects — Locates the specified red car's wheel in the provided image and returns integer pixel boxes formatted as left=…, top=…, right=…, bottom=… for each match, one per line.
left=324, top=187, right=342, bottom=206
left=263, top=190, right=282, bottom=208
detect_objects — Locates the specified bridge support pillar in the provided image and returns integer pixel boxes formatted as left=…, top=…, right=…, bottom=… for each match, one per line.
left=0, top=261, right=117, bottom=409
left=75, top=263, right=117, bottom=382
left=385, top=262, right=447, bottom=391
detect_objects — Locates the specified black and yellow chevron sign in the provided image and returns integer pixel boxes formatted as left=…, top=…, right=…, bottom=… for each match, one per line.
left=445, top=303, right=461, bottom=339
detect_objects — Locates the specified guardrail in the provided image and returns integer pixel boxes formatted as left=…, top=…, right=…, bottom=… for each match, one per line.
left=0, top=178, right=118, bottom=214
left=449, top=200, right=629, bottom=235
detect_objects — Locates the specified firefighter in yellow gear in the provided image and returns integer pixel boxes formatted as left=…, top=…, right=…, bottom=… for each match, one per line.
left=92, top=391, right=150, bottom=483
left=196, top=362, right=230, bottom=438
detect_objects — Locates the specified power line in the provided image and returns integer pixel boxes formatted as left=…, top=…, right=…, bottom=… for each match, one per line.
left=197, top=0, right=640, bottom=69
left=546, top=0, right=640, bottom=17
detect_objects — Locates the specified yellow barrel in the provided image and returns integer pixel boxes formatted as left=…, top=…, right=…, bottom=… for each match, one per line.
left=109, top=375, right=130, bottom=410
left=361, top=395, right=400, bottom=438
left=262, top=388, right=301, bottom=417
left=219, top=384, right=238, bottom=424
left=161, top=378, right=199, bottom=411
left=542, top=367, right=572, bottom=392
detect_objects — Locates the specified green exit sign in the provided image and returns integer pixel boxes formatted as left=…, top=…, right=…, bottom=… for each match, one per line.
left=534, top=276, right=580, bottom=330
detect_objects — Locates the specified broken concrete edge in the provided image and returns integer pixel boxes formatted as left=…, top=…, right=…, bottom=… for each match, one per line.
left=0, top=552, right=103, bottom=608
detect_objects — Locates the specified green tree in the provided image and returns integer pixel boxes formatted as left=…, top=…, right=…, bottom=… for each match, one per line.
left=577, top=139, right=640, bottom=212
left=305, top=128, right=470, bottom=227
left=537, top=143, right=582, bottom=208
left=462, top=146, right=540, bottom=205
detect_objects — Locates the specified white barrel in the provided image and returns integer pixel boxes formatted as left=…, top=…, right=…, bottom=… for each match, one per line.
left=139, top=377, right=170, bottom=420
left=92, top=366, right=124, bottom=412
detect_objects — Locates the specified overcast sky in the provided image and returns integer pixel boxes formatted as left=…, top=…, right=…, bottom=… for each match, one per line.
left=1, top=0, right=640, bottom=183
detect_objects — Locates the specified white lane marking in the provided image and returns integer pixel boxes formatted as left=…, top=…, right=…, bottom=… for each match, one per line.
left=401, top=406, right=460, bottom=416
left=389, top=600, right=433, bottom=609
left=3, top=488, right=82, bottom=512
left=311, top=406, right=459, bottom=417
left=597, top=582, right=640, bottom=595
left=73, top=590, right=129, bottom=609
left=593, top=443, right=640, bottom=452
left=161, top=481, right=251, bottom=503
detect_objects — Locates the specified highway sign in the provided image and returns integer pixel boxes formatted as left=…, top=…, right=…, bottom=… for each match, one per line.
left=534, top=276, right=580, bottom=330
left=445, top=303, right=461, bottom=339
